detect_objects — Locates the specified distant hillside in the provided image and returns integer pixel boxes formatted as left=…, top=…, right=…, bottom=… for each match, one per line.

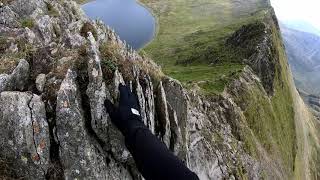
left=281, top=24, right=320, bottom=95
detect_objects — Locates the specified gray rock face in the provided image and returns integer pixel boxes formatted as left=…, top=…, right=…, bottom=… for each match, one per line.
left=86, top=32, right=109, bottom=144
left=56, top=69, right=109, bottom=179
left=0, top=6, right=19, bottom=28
left=163, top=77, right=189, bottom=160
left=156, top=81, right=171, bottom=147
left=66, top=29, right=86, bottom=48
left=0, top=59, right=29, bottom=92
left=132, top=69, right=156, bottom=134
left=36, top=73, right=46, bottom=92
left=10, top=0, right=46, bottom=17
left=0, top=92, right=49, bottom=179
left=36, top=15, right=55, bottom=45
left=24, top=27, right=37, bottom=44
left=86, top=32, right=132, bottom=165
left=143, top=75, right=155, bottom=134
left=56, top=69, right=133, bottom=180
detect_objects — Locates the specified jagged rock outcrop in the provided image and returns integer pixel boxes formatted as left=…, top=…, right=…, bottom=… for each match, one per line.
left=36, top=73, right=46, bottom=92
left=0, top=92, right=49, bottom=179
left=0, top=0, right=319, bottom=179
left=56, top=69, right=109, bottom=179
left=0, top=59, right=29, bottom=92
left=227, top=20, right=277, bottom=95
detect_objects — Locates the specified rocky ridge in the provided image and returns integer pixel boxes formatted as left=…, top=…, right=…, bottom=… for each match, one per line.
left=0, top=0, right=319, bottom=179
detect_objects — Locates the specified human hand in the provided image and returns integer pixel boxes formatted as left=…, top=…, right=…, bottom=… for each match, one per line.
left=104, top=84, right=143, bottom=135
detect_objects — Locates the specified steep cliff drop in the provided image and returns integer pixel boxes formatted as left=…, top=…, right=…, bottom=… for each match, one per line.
left=0, top=0, right=319, bottom=179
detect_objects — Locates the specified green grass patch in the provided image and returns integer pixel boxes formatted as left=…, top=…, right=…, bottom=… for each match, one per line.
left=141, top=0, right=299, bottom=175
left=165, top=63, right=244, bottom=94
left=235, top=20, right=296, bottom=175
left=20, top=18, right=35, bottom=28
left=141, top=0, right=269, bottom=94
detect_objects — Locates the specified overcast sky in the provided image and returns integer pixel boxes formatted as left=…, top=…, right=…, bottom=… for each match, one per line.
left=270, top=0, right=320, bottom=30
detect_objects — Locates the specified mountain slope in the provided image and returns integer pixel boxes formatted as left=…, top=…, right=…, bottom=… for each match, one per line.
left=140, top=0, right=271, bottom=95
left=0, top=0, right=319, bottom=179
left=280, top=24, right=320, bottom=95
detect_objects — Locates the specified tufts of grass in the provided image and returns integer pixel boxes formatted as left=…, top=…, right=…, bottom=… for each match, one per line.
left=99, top=41, right=120, bottom=60
left=165, top=63, right=244, bottom=94
left=99, top=41, right=119, bottom=81
left=20, top=18, right=35, bottom=28
left=46, top=2, right=59, bottom=17
left=0, top=57, right=19, bottom=74
left=75, top=0, right=91, bottom=5
left=0, top=36, right=8, bottom=54
left=0, top=37, right=34, bottom=74
left=80, top=22, right=98, bottom=40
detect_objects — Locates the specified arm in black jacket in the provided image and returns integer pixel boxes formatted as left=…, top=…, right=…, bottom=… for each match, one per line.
left=105, top=84, right=199, bottom=180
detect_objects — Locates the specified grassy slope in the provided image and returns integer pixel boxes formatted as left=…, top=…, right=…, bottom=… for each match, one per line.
left=235, top=22, right=296, bottom=178
left=290, top=70, right=320, bottom=179
left=141, top=0, right=268, bottom=94
left=76, top=0, right=318, bottom=177
left=141, top=0, right=299, bottom=177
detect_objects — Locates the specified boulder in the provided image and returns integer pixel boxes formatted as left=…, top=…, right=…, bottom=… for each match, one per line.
left=0, top=59, right=30, bottom=92
left=0, top=92, right=49, bottom=179
left=36, top=73, right=46, bottom=92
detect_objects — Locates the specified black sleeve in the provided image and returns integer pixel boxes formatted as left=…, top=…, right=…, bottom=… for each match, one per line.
left=124, top=126, right=199, bottom=180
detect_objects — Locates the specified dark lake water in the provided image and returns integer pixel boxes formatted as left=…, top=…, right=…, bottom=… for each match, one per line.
left=82, top=0, right=156, bottom=49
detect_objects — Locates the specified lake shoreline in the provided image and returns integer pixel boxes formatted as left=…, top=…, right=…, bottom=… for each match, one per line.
left=136, top=0, right=159, bottom=50
left=77, top=0, right=159, bottom=49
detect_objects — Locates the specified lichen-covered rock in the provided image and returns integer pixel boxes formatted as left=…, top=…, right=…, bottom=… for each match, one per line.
left=86, top=32, right=109, bottom=143
left=56, top=69, right=107, bottom=179
left=9, top=0, right=46, bottom=17
left=167, top=102, right=183, bottom=155
left=56, top=69, right=133, bottom=179
left=0, top=92, right=49, bottom=179
left=85, top=32, right=132, bottom=164
left=156, top=81, right=171, bottom=147
left=143, top=75, right=155, bottom=134
left=134, top=71, right=147, bottom=125
left=36, top=15, right=55, bottom=44
left=0, top=6, right=19, bottom=28
left=66, top=29, right=86, bottom=48
left=10, top=59, right=30, bottom=90
left=36, top=73, right=46, bottom=92
left=24, top=27, right=37, bottom=44
left=162, top=77, right=189, bottom=160
left=112, top=69, right=125, bottom=100
left=0, top=59, right=29, bottom=92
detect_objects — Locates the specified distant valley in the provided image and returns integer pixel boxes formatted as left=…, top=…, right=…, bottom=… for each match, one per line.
left=280, top=23, right=320, bottom=95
